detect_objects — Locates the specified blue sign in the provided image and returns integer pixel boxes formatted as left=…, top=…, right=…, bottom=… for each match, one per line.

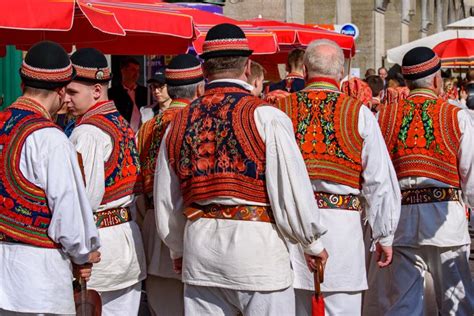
left=340, top=23, right=359, bottom=39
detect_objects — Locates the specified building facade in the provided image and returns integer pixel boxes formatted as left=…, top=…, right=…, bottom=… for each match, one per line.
left=223, top=0, right=473, bottom=75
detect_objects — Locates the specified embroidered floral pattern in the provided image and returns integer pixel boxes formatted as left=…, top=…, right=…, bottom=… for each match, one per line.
left=77, top=101, right=142, bottom=204
left=378, top=91, right=461, bottom=187
left=0, top=98, right=61, bottom=248
left=167, top=83, right=269, bottom=205
left=277, top=86, right=363, bottom=189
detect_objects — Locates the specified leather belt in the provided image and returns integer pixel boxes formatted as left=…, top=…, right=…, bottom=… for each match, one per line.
left=184, top=203, right=275, bottom=223
left=94, top=207, right=132, bottom=229
left=401, top=187, right=461, bottom=205
left=314, top=192, right=363, bottom=212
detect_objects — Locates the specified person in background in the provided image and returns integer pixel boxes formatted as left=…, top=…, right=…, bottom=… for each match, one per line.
left=366, top=75, right=385, bottom=113
left=109, top=57, right=148, bottom=132
left=65, top=48, right=146, bottom=316
left=137, top=53, right=204, bottom=316
left=364, top=68, right=376, bottom=80
left=378, top=67, right=388, bottom=87
left=247, top=60, right=266, bottom=97
left=140, top=71, right=172, bottom=124
left=0, top=41, right=100, bottom=315
left=269, top=48, right=306, bottom=93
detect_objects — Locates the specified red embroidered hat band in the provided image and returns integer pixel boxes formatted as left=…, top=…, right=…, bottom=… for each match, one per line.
left=200, top=23, right=253, bottom=60
left=402, top=47, right=441, bottom=80
left=165, top=54, right=204, bottom=86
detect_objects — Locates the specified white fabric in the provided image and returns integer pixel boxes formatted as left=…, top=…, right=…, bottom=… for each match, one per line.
left=183, top=284, right=295, bottom=316
left=69, top=124, right=146, bottom=292
left=394, top=110, right=474, bottom=247
left=146, top=275, right=184, bottom=316
left=375, top=245, right=473, bottom=316
left=0, top=127, right=99, bottom=314
left=154, top=79, right=326, bottom=292
left=124, top=84, right=141, bottom=132
left=139, top=104, right=157, bottom=124
left=294, top=290, right=362, bottom=316
left=289, top=105, right=401, bottom=292
left=100, top=282, right=141, bottom=316
left=0, top=309, right=72, bottom=316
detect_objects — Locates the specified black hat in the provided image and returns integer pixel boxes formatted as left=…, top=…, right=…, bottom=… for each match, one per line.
left=166, top=54, right=204, bottom=86
left=147, top=71, right=166, bottom=85
left=20, top=41, right=75, bottom=90
left=70, top=48, right=112, bottom=83
left=200, top=23, right=253, bottom=60
left=402, top=47, right=441, bottom=80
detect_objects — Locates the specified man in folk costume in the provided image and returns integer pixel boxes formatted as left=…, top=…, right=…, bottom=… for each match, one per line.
left=374, top=47, right=474, bottom=315
left=64, top=48, right=146, bottom=316
left=154, top=23, right=328, bottom=315
left=276, top=39, right=401, bottom=316
left=136, top=54, right=204, bottom=316
left=0, top=41, right=100, bottom=315
left=269, top=48, right=306, bottom=93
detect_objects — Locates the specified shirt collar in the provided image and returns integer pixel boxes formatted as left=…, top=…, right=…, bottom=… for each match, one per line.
left=208, top=79, right=254, bottom=92
left=305, top=76, right=340, bottom=91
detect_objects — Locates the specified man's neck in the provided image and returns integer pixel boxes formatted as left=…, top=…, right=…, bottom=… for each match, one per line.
left=122, top=81, right=136, bottom=90
left=22, top=92, right=56, bottom=116
left=158, top=98, right=172, bottom=110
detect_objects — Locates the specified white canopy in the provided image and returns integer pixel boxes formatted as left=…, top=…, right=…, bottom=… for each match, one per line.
left=386, top=16, right=474, bottom=65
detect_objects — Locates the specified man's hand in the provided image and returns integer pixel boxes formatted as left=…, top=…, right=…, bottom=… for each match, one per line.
left=88, top=251, right=101, bottom=264
left=375, top=243, right=393, bottom=268
left=173, top=257, right=183, bottom=274
left=73, top=263, right=93, bottom=282
left=305, top=248, right=329, bottom=273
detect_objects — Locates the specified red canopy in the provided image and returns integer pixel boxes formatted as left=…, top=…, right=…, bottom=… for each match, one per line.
left=246, top=18, right=356, bottom=58
left=172, top=6, right=278, bottom=55
left=0, top=0, right=198, bottom=55
left=433, top=38, right=474, bottom=67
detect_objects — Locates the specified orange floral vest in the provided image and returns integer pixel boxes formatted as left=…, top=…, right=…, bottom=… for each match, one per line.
left=76, top=101, right=142, bottom=204
left=277, top=78, right=364, bottom=189
left=137, top=99, right=189, bottom=195
left=378, top=88, right=461, bottom=187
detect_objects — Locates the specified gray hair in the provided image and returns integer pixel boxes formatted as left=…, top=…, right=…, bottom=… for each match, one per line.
left=167, top=81, right=204, bottom=100
left=304, top=39, right=345, bottom=80
left=405, top=71, right=439, bottom=90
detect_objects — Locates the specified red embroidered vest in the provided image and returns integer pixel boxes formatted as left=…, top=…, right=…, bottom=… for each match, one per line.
left=0, top=97, right=61, bottom=248
left=378, top=89, right=461, bottom=187
left=167, top=82, right=270, bottom=205
left=277, top=78, right=364, bottom=189
left=137, top=99, right=189, bottom=195
left=76, top=101, right=142, bottom=204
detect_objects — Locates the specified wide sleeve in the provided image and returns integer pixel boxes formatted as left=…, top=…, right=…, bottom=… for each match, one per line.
left=359, top=106, right=401, bottom=246
left=153, top=127, right=186, bottom=259
left=457, top=109, right=474, bottom=207
left=255, top=106, right=327, bottom=256
left=26, top=128, right=100, bottom=265
left=69, top=125, right=111, bottom=211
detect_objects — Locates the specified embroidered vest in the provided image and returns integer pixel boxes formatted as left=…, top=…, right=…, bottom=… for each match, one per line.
left=277, top=78, right=364, bottom=189
left=0, top=97, right=61, bottom=248
left=378, top=89, right=461, bottom=187
left=167, top=83, right=270, bottom=205
left=76, top=101, right=142, bottom=204
left=137, top=99, right=189, bottom=195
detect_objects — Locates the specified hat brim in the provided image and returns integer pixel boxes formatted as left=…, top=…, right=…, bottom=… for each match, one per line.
left=147, top=78, right=166, bottom=85
left=200, top=49, right=253, bottom=60
left=166, top=76, right=204, bottom=87
left=20, top=67, right=77, bottom=91
left=403, top=62, right=441, bottom=81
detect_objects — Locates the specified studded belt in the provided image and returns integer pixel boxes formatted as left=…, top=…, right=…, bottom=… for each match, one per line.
left=401, top=187, right=461, bottom=205
left=314, top=192, right=363, bottom=212
left=184, top=203, right=275, bottom=223
left=94, top=207, right=132, bottom=229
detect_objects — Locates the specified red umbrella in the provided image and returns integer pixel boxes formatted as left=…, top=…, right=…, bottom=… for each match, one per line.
left=172, top=6, right=278, bottom=55
left=433, top=38, right=474, bottom=67
left=312, top=260, right=325, bottom=316
left=0, top=0, right=198, bottom=55
left=245, top=18, right=356, bottom=58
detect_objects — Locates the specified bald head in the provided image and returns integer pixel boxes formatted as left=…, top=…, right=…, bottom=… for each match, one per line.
left=304, top=39, right=345, bottom=81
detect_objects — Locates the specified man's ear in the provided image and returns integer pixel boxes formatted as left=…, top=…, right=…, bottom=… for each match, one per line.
left=243, top=59, right=252, bottom=79
left=92, top=83, right=103, bottom=100
left=196, top=82, right=205, bottom=98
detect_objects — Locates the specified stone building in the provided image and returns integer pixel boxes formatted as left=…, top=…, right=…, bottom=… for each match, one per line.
left=223, top=0, right=473, bottom=74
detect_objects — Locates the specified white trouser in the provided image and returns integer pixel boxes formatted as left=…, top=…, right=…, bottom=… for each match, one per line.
left=372, top=245, right=473, bottom=316
left=184, top=284, right=294, bottom=316
left=146, top=275, right=184, bottom=316
left=0, top=310, right=72, bottom=316
left=295, top=289, right=362, bottom=316
left=99, top=282, right=141, bottom=316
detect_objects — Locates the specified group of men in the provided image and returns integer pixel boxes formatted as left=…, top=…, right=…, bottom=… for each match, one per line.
left=0, top=21, right=472, bottom=316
